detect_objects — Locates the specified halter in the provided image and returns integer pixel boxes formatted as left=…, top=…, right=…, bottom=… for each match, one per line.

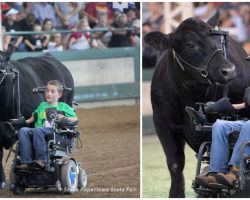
left=0, top=62, right=21, bottom=118
left=173, top=28, right=229, bottom=85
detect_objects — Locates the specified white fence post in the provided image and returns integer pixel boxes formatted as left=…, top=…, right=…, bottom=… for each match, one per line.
left=164, top=2, right=194, bottom=34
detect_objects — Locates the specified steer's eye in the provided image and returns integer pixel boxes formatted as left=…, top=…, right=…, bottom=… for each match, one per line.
left=185, top=43, right=195, bottom=49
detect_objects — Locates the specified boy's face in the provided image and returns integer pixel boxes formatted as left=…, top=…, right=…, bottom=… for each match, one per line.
left=45, top=84, right=62, bottom=104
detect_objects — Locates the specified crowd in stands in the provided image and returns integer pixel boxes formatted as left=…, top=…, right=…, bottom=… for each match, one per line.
left=1, top=2, right=140, bottom=52
left=142, top=2, right=250, bottom=68
left=194, top=2, right=250, bottom=54
left=142, top=2, right=164, bottom=68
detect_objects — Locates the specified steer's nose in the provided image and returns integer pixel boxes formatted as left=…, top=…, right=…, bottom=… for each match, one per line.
left=221, top=65, right=236, bottom=81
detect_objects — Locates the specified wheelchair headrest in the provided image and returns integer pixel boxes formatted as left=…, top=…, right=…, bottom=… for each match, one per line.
left=32, top=85, right=72, bottom=94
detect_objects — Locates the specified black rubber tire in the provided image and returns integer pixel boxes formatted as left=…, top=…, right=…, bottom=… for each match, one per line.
left=9, top=163, right=25, bottom=195
left=10, top=184, right=25, bottom=195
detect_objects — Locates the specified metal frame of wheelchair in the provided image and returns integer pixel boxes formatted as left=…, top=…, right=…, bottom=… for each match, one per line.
left=9, top=86, right=87, bottom=195
left=189, top=111, right=250, bottom=197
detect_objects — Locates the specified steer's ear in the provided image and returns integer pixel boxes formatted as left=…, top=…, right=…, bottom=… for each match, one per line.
left=144, top=31, right=171, bottom=51
left=207, top=9, right=220, bottom=27
left=5, top=43, right=15, bottom=61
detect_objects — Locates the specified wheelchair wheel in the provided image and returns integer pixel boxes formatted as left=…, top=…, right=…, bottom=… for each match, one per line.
left=78, top=168, right=87, bottom=189
left=61, top=160, right=78, bottom=194
left=10, top=184, right=25, bottom=195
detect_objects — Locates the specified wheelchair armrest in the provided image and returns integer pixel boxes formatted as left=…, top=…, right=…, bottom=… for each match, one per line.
left=185, top=106, right=207, bottom=125
left=55, top=119, right=78, bottom=128
left=194, top=124, right=213, bottom=132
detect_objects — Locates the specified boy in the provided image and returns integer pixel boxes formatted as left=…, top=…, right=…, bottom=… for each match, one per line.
left=15, top=80, right=77, bottom=169
left=195, top=89, right=250, bottom=188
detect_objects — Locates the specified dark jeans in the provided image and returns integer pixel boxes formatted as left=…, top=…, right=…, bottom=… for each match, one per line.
left=18, top=127, right=53, bottom=164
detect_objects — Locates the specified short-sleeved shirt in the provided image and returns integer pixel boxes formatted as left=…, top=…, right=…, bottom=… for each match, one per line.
left=32, top=101, right=77, bottom=127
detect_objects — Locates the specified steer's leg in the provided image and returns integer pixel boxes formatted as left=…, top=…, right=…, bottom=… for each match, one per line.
left=154, top=116, right=185, bottom=197
left=0, top=146, right=5, bottom=186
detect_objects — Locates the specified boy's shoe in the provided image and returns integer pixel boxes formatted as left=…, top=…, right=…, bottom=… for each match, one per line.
left=195, top=173, right=217, bottom=188
left=216, top=167, right=239, bottom=187
left=15, top=163, right=29, bottom=170
left=216, top=171, right=239, bottom=187
left=30, top=160, right=46, bottom=169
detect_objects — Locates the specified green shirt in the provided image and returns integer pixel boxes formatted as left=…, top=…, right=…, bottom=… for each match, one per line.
left=32, top=101, right=77, bottom=127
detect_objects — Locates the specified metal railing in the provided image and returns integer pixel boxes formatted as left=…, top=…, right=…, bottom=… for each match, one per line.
left=3, top=27, right=140, bottom=36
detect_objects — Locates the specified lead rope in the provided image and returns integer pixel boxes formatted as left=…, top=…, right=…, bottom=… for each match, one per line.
left=5, top=144, right=14, bottom=162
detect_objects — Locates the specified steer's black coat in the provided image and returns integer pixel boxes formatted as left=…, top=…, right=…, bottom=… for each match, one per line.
left=144, top=12, right=250, bottom=197
left=0, top=45, right=74, bottom=185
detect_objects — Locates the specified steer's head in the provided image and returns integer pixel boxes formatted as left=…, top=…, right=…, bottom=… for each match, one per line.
left=144, top=11, right=236, bottom=85
left=0, top=44, right=14, bottom=71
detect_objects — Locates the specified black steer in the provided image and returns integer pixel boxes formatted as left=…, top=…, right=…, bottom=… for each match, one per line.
left=144, top=12, right=250, bottom=197
left=0, top=45, right=74, bottom=186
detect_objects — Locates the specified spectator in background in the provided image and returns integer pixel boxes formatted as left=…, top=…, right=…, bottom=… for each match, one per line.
left=131, top=19, right=140, bottom=47
left=24, top=23, right=48, bottom=51
left=194, top=2, right=219, bottom=22
left=32, top=3, right=57, bottom=28
left=17, top=12, right=40, bottom=51
left=68, top=12, right=92, bottom=50
left=42, top=18, right=53, bottom=33
left=17, top=2, right=34, bottom=22
left=85, top=3, right=113, bottom=28
left=144, top=2, right=164, bottom=32
left=42, top=18, right=54, bottom=48
left=54, top=2, right=81, bottom=29
left=2, top=8, right=23, bottom=51
left=143, top=2, right=164, bottom=68
left=220, top=4, right=248, bottom=42
left=19, top=12, right=40, bottom=31
left=142, top=22, right=158, bottom=68
left=124, top=8, right=137, bottom=27
left=108, top=13, right=135, bottom=47
left=44, top=32, right=63, bottom=52
left=92, top=13, right=110, bottom=48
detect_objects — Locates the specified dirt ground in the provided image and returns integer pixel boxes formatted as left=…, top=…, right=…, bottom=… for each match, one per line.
left=1, top=105, right=140, bottom=198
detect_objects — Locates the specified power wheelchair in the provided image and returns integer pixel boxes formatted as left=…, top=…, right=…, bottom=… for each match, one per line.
left=185, top=99, right=250, bottom=197
left=7, top=86, right=87, bottom=195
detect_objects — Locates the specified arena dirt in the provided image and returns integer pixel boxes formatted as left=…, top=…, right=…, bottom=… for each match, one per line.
left=1, top=105, right=140, bottom=197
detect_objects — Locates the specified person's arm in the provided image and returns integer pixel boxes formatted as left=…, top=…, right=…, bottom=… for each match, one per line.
left=54, top=4, right=65, bottom=21
left=69, top=37, right=77, bottom=45
left=42, top=35, right=50, bottom=48
left=68, top=3, right=81, bottom=17
left=24, top=38, right=36, bottom=51
left=232, top=102, right=245, bottom=109
left=26, top=116, right=35, bottom=124
left=14, top=36, right=24, bottom=49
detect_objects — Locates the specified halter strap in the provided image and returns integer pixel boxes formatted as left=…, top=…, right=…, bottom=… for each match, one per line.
left=172, top=48, right=223, bottom=85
